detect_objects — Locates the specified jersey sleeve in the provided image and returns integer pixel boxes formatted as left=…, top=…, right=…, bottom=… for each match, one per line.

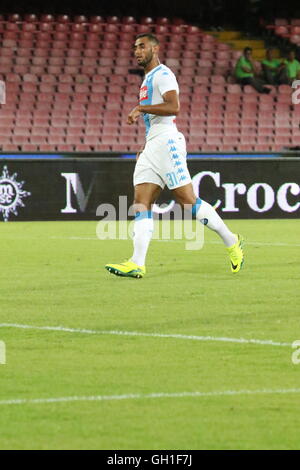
left=157, top=71, right=179, bottom=96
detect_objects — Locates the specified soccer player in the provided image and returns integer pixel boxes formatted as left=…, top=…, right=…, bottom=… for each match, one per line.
left=105, top=33, right=244, bottom=278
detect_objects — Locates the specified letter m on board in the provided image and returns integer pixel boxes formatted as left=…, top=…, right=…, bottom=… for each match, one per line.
left=61, top=173, right=96, bottom=214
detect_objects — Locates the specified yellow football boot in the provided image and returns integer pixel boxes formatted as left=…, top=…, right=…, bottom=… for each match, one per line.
left=227, top=234, right=244, bottom=273
left=105, top=260, right=145, bottom=278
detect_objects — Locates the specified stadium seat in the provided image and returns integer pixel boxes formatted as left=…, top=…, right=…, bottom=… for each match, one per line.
left=4, top=144, right=20, bottom=151
left=83, top=135, right=101, bottom=145
left=111, top=143, right=129, bottom=151
left=22, top=143, right=39, bottom=151
left=8, top=13, right=21, bottom=21
left=56, top=144, right=75, bottom=151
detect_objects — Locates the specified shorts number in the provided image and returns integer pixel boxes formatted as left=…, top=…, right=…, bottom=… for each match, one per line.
left=166, top=172, right=178, bottom=188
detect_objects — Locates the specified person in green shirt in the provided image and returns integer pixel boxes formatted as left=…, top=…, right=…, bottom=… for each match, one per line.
left=235, top=47, right=270, bottom=93
left=283, top=50, right=300, bottom=84
left=262, top=48, right=288, bottom=85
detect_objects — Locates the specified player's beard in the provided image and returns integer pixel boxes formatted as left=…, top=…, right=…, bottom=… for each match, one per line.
left=139, top=51, right=153, bottom=69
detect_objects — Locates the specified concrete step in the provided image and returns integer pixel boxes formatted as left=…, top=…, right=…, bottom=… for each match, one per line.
left=208, top=31, right=243, bottom=41
left=252, top=48, right=281, bottom=60
left=228, top=39, right=265, bottom=49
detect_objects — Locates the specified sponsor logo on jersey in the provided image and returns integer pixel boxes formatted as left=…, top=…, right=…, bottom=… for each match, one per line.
left=139, top=86, right=148, bottom=102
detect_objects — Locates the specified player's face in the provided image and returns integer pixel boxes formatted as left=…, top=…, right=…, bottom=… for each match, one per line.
left=133, top=38, right=156, bottom=67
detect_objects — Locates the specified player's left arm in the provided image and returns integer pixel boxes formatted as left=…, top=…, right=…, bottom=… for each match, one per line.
left=127, top=90, right=180, bottom=124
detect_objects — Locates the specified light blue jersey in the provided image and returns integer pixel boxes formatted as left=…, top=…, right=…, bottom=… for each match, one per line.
left=139, top=64, right=179, bottom=140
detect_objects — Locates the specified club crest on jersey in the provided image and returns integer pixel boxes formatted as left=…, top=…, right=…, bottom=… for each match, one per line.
left=139, top=86, right=148, bottom=102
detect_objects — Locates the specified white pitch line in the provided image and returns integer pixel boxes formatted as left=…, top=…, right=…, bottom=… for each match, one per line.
left=0, top=388, right=300, bottom=406
left=207, top=240, right=300, bottom=247
left=0, top=323, right=291, bottom=347
left=49, top=237, right=300, bottom=247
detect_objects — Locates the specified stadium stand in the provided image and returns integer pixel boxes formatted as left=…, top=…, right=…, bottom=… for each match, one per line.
left=266, top=18, right=300, bottom=46
left=0, top=14, right=299, bottom=152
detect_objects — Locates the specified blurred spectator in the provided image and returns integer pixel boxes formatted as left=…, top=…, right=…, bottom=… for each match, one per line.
left=283, top=50, right=300, bottom=85
left=235, top=47, right=271, bottom=93
left=261, top=49, right=288, bottom=85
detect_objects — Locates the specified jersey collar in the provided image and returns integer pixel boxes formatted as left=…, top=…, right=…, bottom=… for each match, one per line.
left=145, top=64, right=163, bottom=78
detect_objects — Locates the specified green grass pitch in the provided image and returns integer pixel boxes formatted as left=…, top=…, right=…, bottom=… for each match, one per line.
left=0, top=219, right=300, bottom=450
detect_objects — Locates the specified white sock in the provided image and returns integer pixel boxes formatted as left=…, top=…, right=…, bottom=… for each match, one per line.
left=131, top=211, right=154, bottom=266
left=192, top=198, right=237, bottom=247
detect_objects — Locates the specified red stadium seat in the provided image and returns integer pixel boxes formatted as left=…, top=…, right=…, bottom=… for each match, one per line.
left=40, top=14, right=54, bottom=22
left=75, top=74, right=89, bottom=84
left=31, top=57, right=47, bottom=67
left=64, top=66, right=80, bottom=75
left=32, top=117, right=49, bottom=127
left=227, top=84, right=242, bottom=94
left=13, top=135, right=30, bottom=146
left=40, top=74, right=56, bottom=84
left=48, top=127, right=65, bottom=136
left=51, top=117, right=68, bottom=127
left=56, top=144, right=75, bottom=151
left=69, top=103, right=86, bottom=112
left=32, top=110, right=49, bottom=120
left=51, top=49, right=65, bottom=58
left=223, top=136, right=240, bottom=145
left=3, top=38, right=18, bottom=47
left=73, top=15, right=87, bottom=24
left=65, top=135, right=83, bottom=145
left=121, top=15, right=136, bottom=24
left=58, top=74, right=73, bottom=84
left=8, top=14, right=22, bottom=22
left=38, top=23, right=53, bottom=34
left=73, top=144, right=91, bottom=151
left=3, top=144, right=21, bottom=151
left=48, top=135, right=66, bottom=145
left=83, top=135, right=101, bottom=146
left=236, top=144, right=255, bottom=151
left=252, top=144, right=271, bottom=151
left=56, top=14, right=69, bottom=23
left=22, top=23, right=37, bottom=32
left=139, top=16, right=153, bottom=25
left=90, top=15, right=104, bottom=23
left=57, top=83, right=72, bottom=93
left=22, top=143, right=39, bottom=151
left=23, top=13, right=37, bottom=22
left=37, top=144, right=53, bottom=151
left=6, top=23, right=19, bottom=32
left=120, top=24, right=136, bottom=34
left=31, top=126, right=49, bottom=136
left=274, top=127, right=292, bottom=136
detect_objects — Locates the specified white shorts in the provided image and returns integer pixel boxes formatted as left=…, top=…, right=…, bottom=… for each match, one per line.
left=133, top=131, right=192, bottom=190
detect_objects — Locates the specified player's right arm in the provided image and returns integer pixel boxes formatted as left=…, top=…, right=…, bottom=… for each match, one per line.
left=127, top=90, right=180, bottom=124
